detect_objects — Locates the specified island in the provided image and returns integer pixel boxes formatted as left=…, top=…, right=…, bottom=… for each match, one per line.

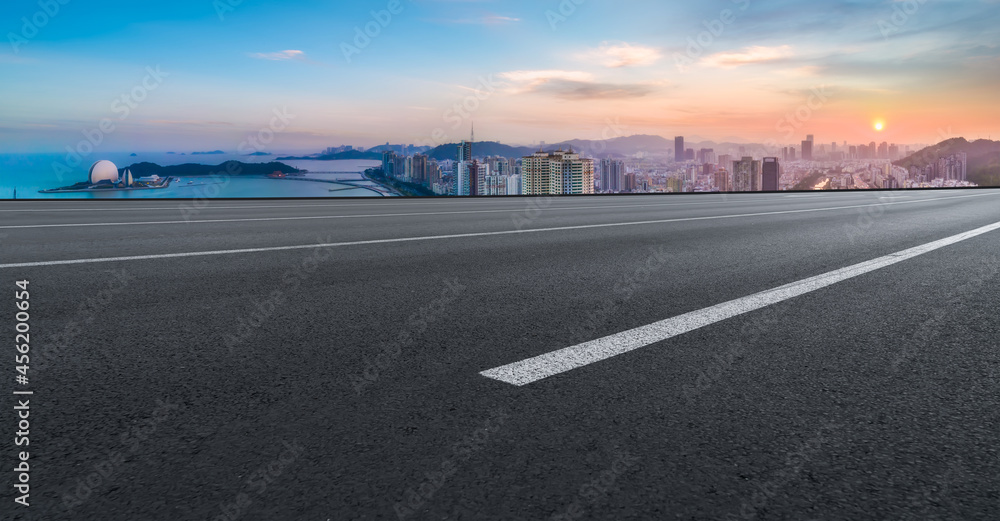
left=40, top=160, right=305, bottom=193
left=277, top=150, right=383, bottom=161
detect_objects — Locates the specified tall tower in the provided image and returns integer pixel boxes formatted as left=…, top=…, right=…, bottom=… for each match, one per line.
left=675, top=136, right=684, bottom=163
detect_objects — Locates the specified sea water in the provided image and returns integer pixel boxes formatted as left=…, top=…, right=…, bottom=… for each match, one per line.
left=0, top=153, right=388, bottom=199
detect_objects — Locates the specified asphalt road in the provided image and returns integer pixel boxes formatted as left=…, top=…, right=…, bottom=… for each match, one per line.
left=2, top=190, right=1000, bottom=520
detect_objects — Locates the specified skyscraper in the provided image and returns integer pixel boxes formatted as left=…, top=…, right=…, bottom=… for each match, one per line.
left=467, top=160, right=491, bottom=196
left=762, top=157, right=779, bottom=191
left=801, top=139, right=814, bottom=161
left=599, top=158, right=626, bottom=193
left=714, top=169, right=731, bottom=192
left=458, top=141, right=472, bottom=162
left=732, top=157, right=762, bottom=192
left=411, top=154, right=428, bottom=185
left=454, top=161, right=471, bottom=196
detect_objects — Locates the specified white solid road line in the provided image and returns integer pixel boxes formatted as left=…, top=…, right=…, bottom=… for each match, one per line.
left=0, top=191, right=991, bottom=230
left=0, top=191, right=893, bottom=213
left=0, top=192, right=997, bottom=270
left=0, top=196, right=817, bottom=213
left=480, top=219, right=1000, bottom=387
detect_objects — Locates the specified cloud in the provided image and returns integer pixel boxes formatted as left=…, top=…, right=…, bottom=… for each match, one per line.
left=701, top=45, right=794, bottom=68
left=577, top=42, right=663, bottom=68
left=499, top=70, right=595, bottom=94
left=435, top=14, right=520, bottom=25
left=248, top=50, right=306, bottom=61
left=498, top=70, right=658, bottom=100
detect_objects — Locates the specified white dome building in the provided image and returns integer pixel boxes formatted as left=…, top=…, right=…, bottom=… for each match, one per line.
left=89, top=160, right=119, bottom=184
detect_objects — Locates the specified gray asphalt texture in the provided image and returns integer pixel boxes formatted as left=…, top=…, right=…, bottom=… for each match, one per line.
left=2, top=190, right=1000, bottom=520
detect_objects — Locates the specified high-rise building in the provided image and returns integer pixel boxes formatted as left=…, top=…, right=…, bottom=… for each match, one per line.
left=685, top=148, right=695, bottom=161
left=937, top=153, right=967, bottom=181
left=714, top=168, right=731, bottom=192
left=762, top=157, right=780, bottom=192
left=807, top=134, right=815, bottom=143
left=698, top=148, right=715, bottom=164
left=732, top=157, right=762, bottom=192
left=458, top=141, right=472, bottom=162
left=411, top=154, right=428, bottom=185
left=675, top=137, right=684, bottom=163
left=801, top=139, right=814, bottom=161
left=623, top=173, right=637, bottom=193
left=381, top=151, right=396, bottom=176
left=522, top=149, right=595, bottom=195
left=454, top=161, right=471, bottom=196
left=599, top=158, right=626, bottom=193
left=718, top=155, right=734, bottom=172
left=878, top=142, right=889, bottom=159
left=469, top=160, right=489, bottom=196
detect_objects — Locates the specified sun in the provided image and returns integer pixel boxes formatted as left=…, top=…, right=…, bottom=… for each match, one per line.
left=874, top=122, right=885, bottom=131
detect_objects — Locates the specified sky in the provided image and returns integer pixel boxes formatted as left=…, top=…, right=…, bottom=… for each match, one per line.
left=1, top=0, right=999, bottom=154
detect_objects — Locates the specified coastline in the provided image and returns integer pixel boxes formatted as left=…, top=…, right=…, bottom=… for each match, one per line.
left=39, top=177, right=176, bottom=194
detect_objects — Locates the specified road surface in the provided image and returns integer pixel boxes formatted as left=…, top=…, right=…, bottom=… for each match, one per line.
left=2, top=190, right=999, bottom=520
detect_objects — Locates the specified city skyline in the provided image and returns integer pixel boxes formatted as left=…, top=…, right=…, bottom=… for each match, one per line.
left=2, top=1, right=999, bottom=153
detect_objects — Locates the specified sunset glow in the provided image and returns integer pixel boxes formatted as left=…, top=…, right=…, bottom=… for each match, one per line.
left=1, top=1, right=998, bottom=152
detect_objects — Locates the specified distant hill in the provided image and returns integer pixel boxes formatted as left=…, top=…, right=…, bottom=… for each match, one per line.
left=425, top=141, right=535, bottom=161
left=425, top=135, right=681, bottom=161
left=277, top=150, right=383, bottom=161
left=895, top=138, right=1000, bottom=186
left=191, top=150, right=225, bottom=155
left=553, top=135, right=674, bottom=156
left=122, top=161, right=301, bottom=177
